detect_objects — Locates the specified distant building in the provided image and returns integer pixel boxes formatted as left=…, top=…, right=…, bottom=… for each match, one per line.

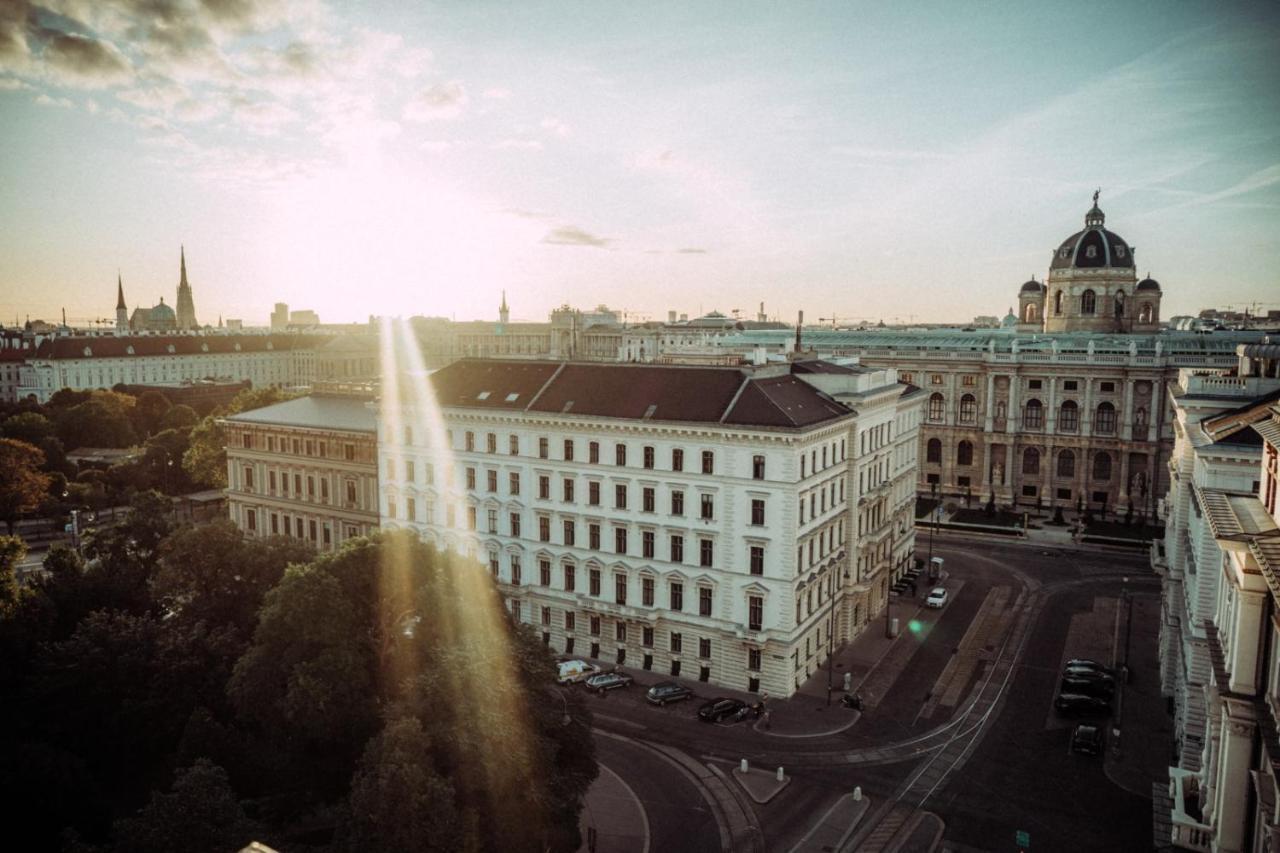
left=271, top=303, right=289, bottom=331
left=223, top=383, right=380, bottom=551
left=175, top=246, right=198, bottom=330
left=116, top=379, right=250, bottom=412
left=379, top=357, right=923, bottom=698
left=289, top=309, right=320, bottom=327
left=121, top=248, right=200, bottom=332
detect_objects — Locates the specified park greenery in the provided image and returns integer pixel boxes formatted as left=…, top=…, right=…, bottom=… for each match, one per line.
left=0, top=502, right=597, bottom=852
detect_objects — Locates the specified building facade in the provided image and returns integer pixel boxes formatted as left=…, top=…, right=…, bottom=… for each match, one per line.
left=222, top=386, right=380, bottom=551
left=378, top=357, right=923, bottom=698
left=1158, top=339, right=1280, bottom=852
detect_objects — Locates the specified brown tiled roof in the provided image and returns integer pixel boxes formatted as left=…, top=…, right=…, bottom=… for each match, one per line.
left=1202, top=388, right=1280, bottom=442
left=421, top=358, right=859, bottom=430
left=790, top=360, right=870, bottom=375
left=33, top=334, right=330, bottom=359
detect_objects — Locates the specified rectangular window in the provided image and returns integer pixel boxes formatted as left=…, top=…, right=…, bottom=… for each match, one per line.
left=589, top=524, right=601, bottom=550
left=643, top=626, right=654, bottom=648
left=671, top=490, right=684, bottom=516
left=670, top=535, right=684, bottom=563
left=271, top=513, right=279, bottom=534
left=539, top=516, right=550, bottom=542
left=642, top=576, right=655, bottom=606
left=670, top=632, right=683, bottom=653
left=320, top=479, right=329, bottom=503
left=466, top=467, right=476, bottom=490
left=614, top=527, right=628, bottom=554
left=615, top=484, right=628, bottom=509
left=510, top=513, right=521, bottom=537
left=748, top=648, right=761, bottom=671
left=699, top=587, right=712, bottom=617
left=509, top=435, right=519, bottom=455
left=589, top=441, right=600, bottom=464
left=642, top=530, right=655, bottom=558
left=345, top=443, right=355, bottom=461
left=269, top=470, right=277, bottom=493
left=672, top=448, right=684, bottom=471
left=590, top=568, right=601, bottom=597
left=405, top=460, right=415, bottom=482
left=564, top=564, right=576, bottom=592
left=1029, top=379, right=1042, bottom=390
left=751, top=499, right=765, bottom=526
left=615, top=573, right=627, bottom=604
left=615, top=444, right=627, bottom=466
left=1063, top=380, right=1078, bottom=391
left=699, top=539, right=713, bottom=568
left=540, top=559, right=551, bottom=586
left=642, top=487, right=655, bottom=513
left=539, top=437, right=549, bottom=459
left=511, top=556, right=522, bottom=586
left=752, top=455, right=765, bottom=480
left=750, top=546, right=764, bottom=575
left=246, top=509, right=257, bottom=531
left=698, top=637, right=711, bottom=658
left=564, top=439, right=575, bottom=462
left=565, top=610, right=575, bottom=631
left=671, top=582, right=683, bottom=611
left=487, top=470, right=498, bottom=492
left=407, top=498, right=417, bottom=521
left=748, top=596, right=763, bottom=631
left=563, top=519, right=575, bottom=546
left=589, top=482, right=600, bottom=506
left=487, top=508, right=498, bottom=532
left=701, top=450, right=714, bottom=475
left=467, top=507, right=477, bottom=530
left=541, top=606, right=551, bottom=626
left=1100, top=381, right=1115, bottom=393
left=643, top=446, right=655, bottom=469
left=563, top=478, right=575, bottom=502
left=309, top=520, right=317, bottom=541
left=539, top=476, right=550, bottom=500
left=590, top=615, right=600, bottom=636
left=700, top=494, right=714, bottom=520
left=243, top=466, right=254, bottom=490
left=615, top=622, right=627, bottom=642
left=465, top=431, right=475, bottom=451
left=509, top=472, right=520, bottom=495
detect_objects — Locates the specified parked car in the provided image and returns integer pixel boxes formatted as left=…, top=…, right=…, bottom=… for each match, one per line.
left=585, top=671, right=634, bottom=694
left=557, top=660, right=600, bottom=685
left=697, top=697, right=751, bottom=723
left=646, top=681, right=693, bottom=706
left=1071, top=723, right=1105, bottom=755
left=925, top=587, right=949, bottom=608
left=1063, top=658, right=1115, bottom=676
left=1053, top=692, right=1111, bottom=717
left=1060, top=675, right=1114, bottom=699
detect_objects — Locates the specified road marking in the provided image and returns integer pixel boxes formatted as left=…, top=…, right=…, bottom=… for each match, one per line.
left=597, top=761, right=651, bottom=853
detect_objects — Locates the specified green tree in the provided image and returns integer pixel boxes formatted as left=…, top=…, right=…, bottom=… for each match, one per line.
left=344, top=716, right=470, bottom=853
left=111, top=759, right=259, bottom=853
left=183, top=387, right=300, bottom=489
left=1, top=411, right=54, bottom=446
left=130, top=390, right=172, bottom=440
left=0, top=438, right=52, bottom=534
left=56, top=392, right=139, bottom=450
left=160, top=404, right=198, bottom=431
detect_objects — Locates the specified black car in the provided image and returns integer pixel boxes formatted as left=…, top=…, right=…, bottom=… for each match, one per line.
left=1060, top=675, right=1114, bottom=698
left=646, top=681, right=693, bottom=706
left=584, top=672, right=634, bottom=694
left=697, top=697, right=751, bottom=723
left=1071, top=724, right=1105, bottom=755
left=1054, top=693, right=1111, bottom=717
left=1064, top=658, right=1115, bottom=676
left=1063, top=665, right=1116, bottom=685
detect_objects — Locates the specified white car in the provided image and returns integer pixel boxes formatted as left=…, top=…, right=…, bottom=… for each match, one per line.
left=557, top=659, right=600, bottom=684
left=925, top=587, right=948, bottom=608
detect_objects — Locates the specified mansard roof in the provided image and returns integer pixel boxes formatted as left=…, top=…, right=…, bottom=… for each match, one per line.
left=33, top=334, right=331, bottom=359
left=223, top=394, right=376, bottom=433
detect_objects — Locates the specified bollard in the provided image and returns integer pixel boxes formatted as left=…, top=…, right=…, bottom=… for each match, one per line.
left=853, top=786, right=862, bottom=801
left=740, top=759, right=749, bottom=774
left=776, top=766, right=785, bottom=782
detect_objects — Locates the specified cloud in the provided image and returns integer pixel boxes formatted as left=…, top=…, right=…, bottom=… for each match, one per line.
left=491, top=138, right=542, bottom=151
left=0, top=76, right=29, bottom=90
left=540, top=116, right=570, bottom=137
left=482, top=86, right=510, bottom=99
left=38, top=29, right=133, bottom=86
left=675, top=247, right=707, bottom=254
left=34, top=92, right=73, bottom=108
left=232, top=98, right=297, bottom=133
left=403, top=80, right=467, bottom=121
left=542, top=225, right=610, bottom=248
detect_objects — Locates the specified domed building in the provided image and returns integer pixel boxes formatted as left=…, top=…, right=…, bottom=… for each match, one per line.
left=1016, top=277, right=1045, bottom=332
left=1039, top=192, right=1161, bottom=333
left=129, top=296, right=177, bottom=332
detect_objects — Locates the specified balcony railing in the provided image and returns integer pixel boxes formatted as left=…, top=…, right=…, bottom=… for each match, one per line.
left=1169, top=768, right=1212, bottom=853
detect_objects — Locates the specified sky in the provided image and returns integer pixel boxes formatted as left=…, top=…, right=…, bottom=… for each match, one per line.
left=1, top=0, right=1278, bottom=328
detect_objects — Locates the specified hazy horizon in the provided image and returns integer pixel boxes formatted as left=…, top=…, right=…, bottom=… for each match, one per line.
left=2, top=1, right=1278, bottom=328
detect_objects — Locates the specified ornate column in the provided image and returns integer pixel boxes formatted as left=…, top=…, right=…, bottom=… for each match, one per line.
left=983, top=372, right=996, bottom=432
left=1213, top=702, right=1257, bottom=853
left=1006, top=372, right=1020, bottom=435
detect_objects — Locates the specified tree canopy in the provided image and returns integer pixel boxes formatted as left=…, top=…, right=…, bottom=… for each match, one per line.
left=183, top=386, right=301, bottom=489
left=0, top=438, right=52, bottom=533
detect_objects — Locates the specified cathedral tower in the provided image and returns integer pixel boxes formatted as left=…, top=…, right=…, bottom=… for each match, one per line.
left=499, top=290, right=510, bottom=325
left=115, top=272, right=128, bottom=333
left=175, top=246, right=199, bottom=331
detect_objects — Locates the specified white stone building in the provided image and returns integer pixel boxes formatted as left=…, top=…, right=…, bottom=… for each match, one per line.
left=378, top=357, right=923, bottom=697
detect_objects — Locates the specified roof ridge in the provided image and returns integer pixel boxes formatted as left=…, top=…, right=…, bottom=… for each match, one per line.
left=719, top=375, right=752, bottom=423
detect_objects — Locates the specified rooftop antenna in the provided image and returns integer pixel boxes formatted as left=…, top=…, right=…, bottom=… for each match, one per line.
left=796, top=310, right=803, bottom=353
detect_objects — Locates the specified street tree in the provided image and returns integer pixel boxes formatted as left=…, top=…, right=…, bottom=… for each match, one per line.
left=160, top=404, right=198, bottom=431
left=0, top=438, right=52, bottom=534
left=131, top=390, right=172, bottom=440
left=56, top=392, right=138, bottom=450
left=111, top=759, right=260, bottom=853
left=1, top=411, right=54, bottom=446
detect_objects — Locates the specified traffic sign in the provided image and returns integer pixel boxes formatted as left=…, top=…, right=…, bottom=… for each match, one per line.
left=1016, top=829, right=1031, bottom=848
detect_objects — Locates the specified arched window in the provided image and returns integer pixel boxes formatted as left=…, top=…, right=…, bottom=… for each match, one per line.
left=1093, top=452, right=1112, bottom=481
left=1059, top=400, right=1079, bottom=432
left=1114, top=291, right=1125, bottom=318
left=1057, top=449, right=1075, bottom=478
left=959, top=394, right=977, bottom=423
left=1054, top=291, right=1063, bottom=315
left=1095, top=402, right=1116, bottom=434
left=1139, top=303, right=1153, bottom=323
left=1135, top=407, right=1147, bottom=427
left=995, top=400, right=1007, bottom=420
left=926, top=438, right=942, bottom=464
left=1081, top=290, right=1096, bottom=315
left=1022, top=447, right=1040, bottom=475
left=957, top=440, right=973, bottom=466
left=928, top=393, right=945, bottom=421
left=1024, top=398, right=1043, bottom=428
left=1024, top=303, right=1038, bottom=323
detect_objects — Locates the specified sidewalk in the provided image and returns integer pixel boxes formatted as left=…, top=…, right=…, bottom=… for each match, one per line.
left=576, top=761, right=648, bottom=853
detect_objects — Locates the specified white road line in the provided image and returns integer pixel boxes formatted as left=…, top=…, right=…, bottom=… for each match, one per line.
left=597, top=761, right=651, bottom=853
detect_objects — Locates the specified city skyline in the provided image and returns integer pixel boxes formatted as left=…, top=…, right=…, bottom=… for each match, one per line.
left=1, top=1, right=1279, bottom=326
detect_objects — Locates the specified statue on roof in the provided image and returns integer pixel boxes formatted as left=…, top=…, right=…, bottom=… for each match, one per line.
left=1093, top=187, right=1100, bottom=205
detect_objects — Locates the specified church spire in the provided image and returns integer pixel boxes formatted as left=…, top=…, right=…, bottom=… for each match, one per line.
left=499, top=290, right=510, bottom=324
left=175, top=245, right=198, bottom=330
left=116, top=272, right=126, bottom=310
left=180, top=245, right=188, bottom=286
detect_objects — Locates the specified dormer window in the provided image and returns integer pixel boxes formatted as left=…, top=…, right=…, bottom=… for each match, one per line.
left=1115, top=245, right=1126, bottom=258
left=126, top=345, right=135, bottom=355
left=201, top=343, right=209, bottom=352
left=83, top=346, right=92, bottom=357
left=167, top=344, right=176, bottom=353
left=477, top=391, right=491, bottom=400
left=234, top=343, right=242, bottom=351
left=1085, top=245, right=1097, bottom=258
